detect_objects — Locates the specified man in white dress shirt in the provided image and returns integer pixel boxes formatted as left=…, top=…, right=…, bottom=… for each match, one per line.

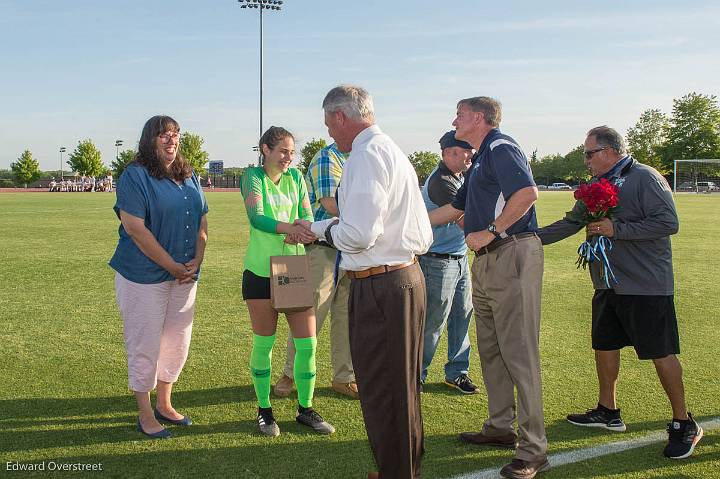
left=306, top=85, right=433, bottom=479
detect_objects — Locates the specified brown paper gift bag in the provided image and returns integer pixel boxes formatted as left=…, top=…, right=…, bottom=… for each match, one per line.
left=270, top=246, right=314, bottom=313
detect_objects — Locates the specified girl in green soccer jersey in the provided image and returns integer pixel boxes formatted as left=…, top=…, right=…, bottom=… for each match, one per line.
left=240, top=126, right=335, bottom=437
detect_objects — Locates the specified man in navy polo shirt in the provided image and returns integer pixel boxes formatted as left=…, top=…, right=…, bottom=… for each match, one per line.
left=419, top=130, right=479, bottom=394
left=430, top=97, right=547, bottom=479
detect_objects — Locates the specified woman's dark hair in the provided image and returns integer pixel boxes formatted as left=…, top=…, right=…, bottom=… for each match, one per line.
left=258, top=126, right=294, bottom=164
left=134, top=115, right=193, bottom=180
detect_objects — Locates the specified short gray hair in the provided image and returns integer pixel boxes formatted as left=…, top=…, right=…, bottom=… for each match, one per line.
left=587, top=125, right=626, bottom=155
left=322, top=85, right=375, bottom=122
left=457, top=96, right=502, bottom=127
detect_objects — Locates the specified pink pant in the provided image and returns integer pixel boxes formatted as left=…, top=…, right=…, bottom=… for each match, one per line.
left=115, top=273, right=197, bottom=393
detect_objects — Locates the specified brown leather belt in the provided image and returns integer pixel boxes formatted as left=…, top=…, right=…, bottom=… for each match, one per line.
left=346, top=257, right=417, bottom=280
left=474, top=232, right=538, bottom=256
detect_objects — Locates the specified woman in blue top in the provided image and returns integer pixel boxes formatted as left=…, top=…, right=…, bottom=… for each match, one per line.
left=110, top=115, right=208, bottom=439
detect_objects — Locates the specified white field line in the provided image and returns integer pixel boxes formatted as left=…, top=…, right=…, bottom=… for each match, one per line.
left=450, top=417, right=720, bottom=479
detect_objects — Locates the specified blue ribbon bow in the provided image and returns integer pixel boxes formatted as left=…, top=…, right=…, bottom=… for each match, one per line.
left=576, top=235, right=619, bottom=288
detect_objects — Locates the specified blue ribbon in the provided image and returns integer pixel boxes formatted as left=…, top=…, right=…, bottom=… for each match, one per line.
left=576, top=235, right=619, bottom=288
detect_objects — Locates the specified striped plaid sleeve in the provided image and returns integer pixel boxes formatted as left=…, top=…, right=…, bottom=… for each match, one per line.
left=314, top=149, right=340, bottom=200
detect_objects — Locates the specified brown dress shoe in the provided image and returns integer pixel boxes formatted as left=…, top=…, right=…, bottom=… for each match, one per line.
left=367, top=472, right=379, bottom=479
left=500, top=458, right=550, bottom=479
left=273, top=374, right=295, bottom=397
left=459, top=431, right=517, bottom=448
left=332, top=381, right=359, bottom=399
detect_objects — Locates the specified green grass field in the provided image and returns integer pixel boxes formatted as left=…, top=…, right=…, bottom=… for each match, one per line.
left=1, top=191, right=718, bottom=478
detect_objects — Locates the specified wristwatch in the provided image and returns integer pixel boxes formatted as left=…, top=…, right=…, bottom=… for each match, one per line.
left=487, top=223, right=501, bottom=238
left=324, top=219, right=340, bottom=247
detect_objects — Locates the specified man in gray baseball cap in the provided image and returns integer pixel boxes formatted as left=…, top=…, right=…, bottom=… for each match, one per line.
left=419, top=130, right=478, bottom=394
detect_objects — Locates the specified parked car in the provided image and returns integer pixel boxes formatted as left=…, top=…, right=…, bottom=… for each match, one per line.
left=549, top=182, right=572, bottom=190
left=537, top=184, right=548, bottom=190
left=697, top=181, right=718, bottom=192
left=677, top=181, right=718, bottom=192
left=677, top=181, right=695, bottom=191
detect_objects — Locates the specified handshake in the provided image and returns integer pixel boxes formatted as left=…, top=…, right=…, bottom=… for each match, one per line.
left=284, top=219, right=318, bottom=245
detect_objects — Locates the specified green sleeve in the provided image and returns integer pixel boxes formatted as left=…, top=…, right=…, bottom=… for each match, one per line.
left=240, top=168, right=279, bottom=234
left=295, top=169, right=314, bottom=222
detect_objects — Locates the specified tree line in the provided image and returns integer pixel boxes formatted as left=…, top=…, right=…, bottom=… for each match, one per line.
left=532, top=92, right=720, bottom=184
left=299, top=92, right=720, bottom=187
left=7, top=133, right=210, bottom=188
left=7, top=92, right=719, bottom=188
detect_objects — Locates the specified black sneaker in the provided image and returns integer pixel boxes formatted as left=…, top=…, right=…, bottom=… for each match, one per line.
left=257, top=407, right=280, bottom=437
left=296, top=407, right=335, bottom=435
left=445, top=374, right=479, bottom=394
left=567, top=404, right=626, bottom=431
left=664, top=413, right=703, bottom=459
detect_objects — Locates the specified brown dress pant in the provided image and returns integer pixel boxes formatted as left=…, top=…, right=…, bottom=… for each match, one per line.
left=349, top=262, right=426, bottom=479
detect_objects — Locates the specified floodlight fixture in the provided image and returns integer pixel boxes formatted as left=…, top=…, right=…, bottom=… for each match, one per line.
left=237, top=0, right=285, bottom=163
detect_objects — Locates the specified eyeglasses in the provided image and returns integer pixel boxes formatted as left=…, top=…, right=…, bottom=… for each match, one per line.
left=584, top=147, right=606, bottom=159
left=158, top=132, right=181, bottom=143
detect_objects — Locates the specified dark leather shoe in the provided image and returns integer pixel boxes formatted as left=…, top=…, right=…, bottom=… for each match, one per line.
left=136, top=419, right=171, bottom=439
left=154, top=408, right=192, bottom=426
left=500, top=458, right=550, bottom=479
left=459, top=431, right=517, bottom=448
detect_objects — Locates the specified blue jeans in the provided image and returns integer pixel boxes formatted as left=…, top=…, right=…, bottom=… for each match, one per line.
left=419, top=254, right=473, bottom=382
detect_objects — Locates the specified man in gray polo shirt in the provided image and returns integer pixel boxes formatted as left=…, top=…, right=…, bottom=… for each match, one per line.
left=537, top=125, right=702, bottom=460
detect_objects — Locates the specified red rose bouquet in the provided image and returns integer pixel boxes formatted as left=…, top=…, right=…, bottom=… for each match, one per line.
left=566, top=178, right=619, bottom=223
left=564, top=178, right=619, bottom=286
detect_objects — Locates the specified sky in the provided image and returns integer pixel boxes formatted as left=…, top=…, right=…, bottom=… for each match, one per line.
left=1, top=0, right=719, bottom=171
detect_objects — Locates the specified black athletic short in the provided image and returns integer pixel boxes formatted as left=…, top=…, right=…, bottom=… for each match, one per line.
left=591, top=289, right=680, bottom=360
left=242, top=269, right=271, bottom=300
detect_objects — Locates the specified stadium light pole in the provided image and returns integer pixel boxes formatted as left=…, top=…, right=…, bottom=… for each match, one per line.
left=59, top=147, right=66, bottom=180
left=238, top=0, right=284, bottom=164
left=115, top=139, right=123, bottom=162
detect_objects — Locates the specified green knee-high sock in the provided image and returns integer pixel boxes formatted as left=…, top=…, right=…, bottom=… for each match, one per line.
left=293, top=336, right=317, bottom=408
left=250, top=333, right=276, bottom=409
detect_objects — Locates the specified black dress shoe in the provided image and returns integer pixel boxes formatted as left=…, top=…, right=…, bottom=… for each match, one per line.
left=459, top=431, right=517, bottom=448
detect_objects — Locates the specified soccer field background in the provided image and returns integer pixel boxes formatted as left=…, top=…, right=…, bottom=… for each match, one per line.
left=1, top=191, right=718, bottom=478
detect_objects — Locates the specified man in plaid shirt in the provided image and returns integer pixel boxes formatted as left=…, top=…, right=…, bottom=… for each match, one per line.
left=273, top=143, right=359, bottom=399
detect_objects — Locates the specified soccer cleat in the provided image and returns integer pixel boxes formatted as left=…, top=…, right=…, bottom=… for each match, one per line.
left=444, top=374, right=479, bottom=394
left=566, top=404, right=626, bottom=432
left=664, top=413, right=703, bottom=459
left=296, top=407, right=335, bottom=435
left=257, top=407, right=280, bottom=437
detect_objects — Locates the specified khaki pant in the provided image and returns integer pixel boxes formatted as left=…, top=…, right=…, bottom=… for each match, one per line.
left=283, top=243, right=355, bottom=383
left=115, top=273, right=197, bottom=393
left=472, top=234, right=547, bottom=461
